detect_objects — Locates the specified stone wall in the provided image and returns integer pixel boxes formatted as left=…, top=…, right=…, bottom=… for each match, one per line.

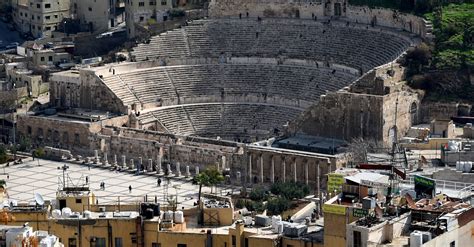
left=209, top=0, right=427, bottom=37
left=419, top=102, right=459, bottom=123
left=16, top=115, right=129, bottom=155
left=293, top=62, right=421, bottom=147
left=50, top=70, right=128, bottom=114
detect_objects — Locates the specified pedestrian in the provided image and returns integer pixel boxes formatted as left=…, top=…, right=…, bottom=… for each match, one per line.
left=102, top=182, right=105, bottom=190
left=157, top=178, right=162, bottom=187
left=129, top=185, right=132, bottom=193
left=85, top=176, right=89, bottom=184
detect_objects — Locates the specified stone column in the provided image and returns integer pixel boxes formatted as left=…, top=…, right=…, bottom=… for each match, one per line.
left=176, top=162, right=181, bottom=177
left=236, top=171, right=241, bottom=183
left=122, top=155, right=126, bottom=168
left=305, top=160, right=309, bottom=185
left=167, top=163, right=172, bottom=175
left=148, top=159, right=153, bottom=172
left=139, top=157, right=143, bottom=171
left=129, top=158, right=134, bottom=169
left=103, top=152, right=108, bottom=166
left=185, top=166, right=190, bottom=177
left=293, top=159, right=297, bottom=183
left=248, top=153, right=253, bottom=182
left=317, top=162, right=321, bottom=197
left=282, top=157, right=286, bottom=183
left=195, top=166, right=199, bottom=175
left=157, top=156, right=163, bottom=174
left=260, top=154, right=264, bottom=183
left=94, top=150, right=99, bottom=164
left=271, top=155, right=275, bottom=183
left=222, top=156, right=226, bottom=170
left=113, top=154, right=118, bottom=167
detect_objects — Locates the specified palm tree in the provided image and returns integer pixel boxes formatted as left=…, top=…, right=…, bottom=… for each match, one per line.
left=194, top=167, right=224, bottom=206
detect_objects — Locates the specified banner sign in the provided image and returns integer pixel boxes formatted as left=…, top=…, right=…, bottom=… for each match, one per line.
left=328, top=173, right=345, bottom=193
left=353, top=208, right=369, bottom=218
left=323, top=204, right=346, bottom=215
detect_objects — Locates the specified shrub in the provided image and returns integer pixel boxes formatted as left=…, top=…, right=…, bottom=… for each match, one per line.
left=249, top=186, right=268, bottom=202
left=33, top=147, right=45, bottom=158
left=270, top=182, right=310, bottom=200
left=0, top=145, right=7, bottom=164
left=266, top=197, right=291, bottom=215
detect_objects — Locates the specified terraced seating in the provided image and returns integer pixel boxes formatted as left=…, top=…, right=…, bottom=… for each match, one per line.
left=132, top=19, right=412, bottom=72
left=139, top=103, right=302, bottom=140
left=104, top=64, right=356, bottom=106
left=101, top=76, right=139, bottom=105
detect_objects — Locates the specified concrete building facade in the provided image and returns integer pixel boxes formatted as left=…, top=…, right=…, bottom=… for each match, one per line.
left=11, top=0, right=70, bottom=38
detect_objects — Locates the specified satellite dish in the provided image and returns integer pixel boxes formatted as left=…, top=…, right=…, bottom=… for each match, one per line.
left=34, top=193, right=44, bottom=206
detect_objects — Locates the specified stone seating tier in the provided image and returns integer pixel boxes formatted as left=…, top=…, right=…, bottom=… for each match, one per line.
left=132, top=19, right=412, bottom=72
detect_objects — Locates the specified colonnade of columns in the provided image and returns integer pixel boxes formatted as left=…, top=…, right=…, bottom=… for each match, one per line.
left=247, top=153, right=324, bottom=195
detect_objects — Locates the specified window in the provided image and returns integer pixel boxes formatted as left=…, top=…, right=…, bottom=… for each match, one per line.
left=45, top=3, right=51, bottom=8
left=232, top=235, right=236, bottom=247
left=161, top=0, right=167, bottom=5
left=149, top=1, right=155, bottom=5
left=139, top=16, right=144, bottom=22
left=45, top=16, right=50, bottom=20
left=151, top=244, right=161, bottom=247
left=177, top=244, right=187, bottom=247
left=138, top=2, right=145, bottom=6
left=353, top=231, right=362, bottom=247
left=27, top=126, right=32, bottom=134
left=74, top=133, right=80, bottom=144
left=244, top=238, right=248, bottom=247
left=40, top=57, right=45, bottom=61
left=88, top=7, right=92, bottom=11
left=54, top=15, right=58, bottom=19
left=114, top=238, right=123, bottom=247
left=68, top=238, right=77, bottom=247
left=36, top=3, right=40, bottom=8
left=48, top=56, right=53, bottom=61
left=75, top=198, right=82, bottom=204
left=45, top=26, right=51, bottom=31
left=93, top=238, right=106, bottom=247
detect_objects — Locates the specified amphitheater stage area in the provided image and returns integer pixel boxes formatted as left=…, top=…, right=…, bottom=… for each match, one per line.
left=2, top=158, right=224, bottom=208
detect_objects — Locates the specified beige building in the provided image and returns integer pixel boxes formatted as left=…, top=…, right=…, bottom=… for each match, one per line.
left=125, top=0, right=173, bottom=38
left=71, top=0, right=119, bottom=33
left=11, top=0, right=70, bottom=38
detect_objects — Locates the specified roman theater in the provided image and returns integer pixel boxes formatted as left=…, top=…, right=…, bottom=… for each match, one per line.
left=17, top=0, right=427, bottom=193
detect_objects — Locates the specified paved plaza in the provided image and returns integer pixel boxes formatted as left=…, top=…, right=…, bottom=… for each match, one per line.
left=1, top=158, right=231, bottom=208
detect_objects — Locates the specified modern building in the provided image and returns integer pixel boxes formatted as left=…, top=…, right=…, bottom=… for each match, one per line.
left=71, top=0, right=123, bottom=33
left=125, top=0, right=173, bottom=38
left=11, top=0, right=71, bottom=38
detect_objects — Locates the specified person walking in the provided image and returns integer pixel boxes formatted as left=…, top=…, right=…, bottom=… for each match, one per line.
left=129, top=185, right=132, bottom=193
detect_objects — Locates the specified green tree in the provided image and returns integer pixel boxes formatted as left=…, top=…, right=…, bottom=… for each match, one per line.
left=0, top=145, right=7, bottom=164
left=194, top=167, right=224, bottom=205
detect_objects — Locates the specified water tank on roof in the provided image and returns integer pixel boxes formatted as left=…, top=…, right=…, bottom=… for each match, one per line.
left=83, top=210, right=92, bottom=219
left=255, top=215, right=271, bottom=227
left=163, top=210, right=172, bottom=221
left=61, top=207, right=72, bottom=218
left=410, top=231, right=423, bottom=247
left=271, top=215, right=282, bottom=229
left=276, top=222, right=284, bottom=234
left=174, top=211, right=184, bottom=223
left=145, top=208, right=154, bottom=220
left=463, top=161, right=473, bottom=173
left=51, top=209, right=61, bottom=218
